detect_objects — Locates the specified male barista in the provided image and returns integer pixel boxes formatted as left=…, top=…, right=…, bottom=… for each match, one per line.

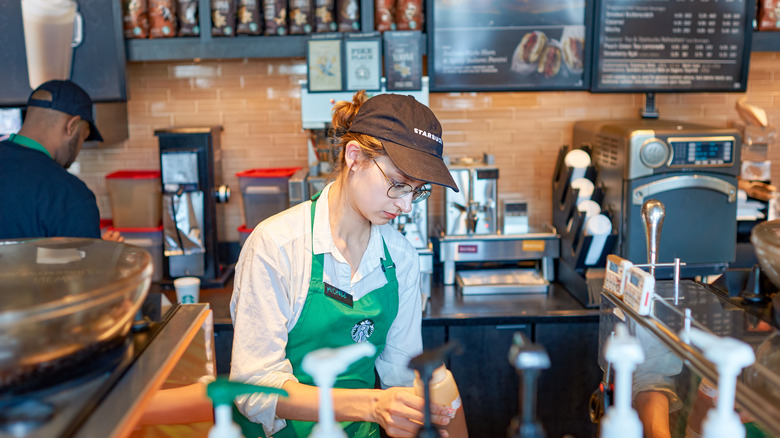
left=0, top=80, right=120, bottom=241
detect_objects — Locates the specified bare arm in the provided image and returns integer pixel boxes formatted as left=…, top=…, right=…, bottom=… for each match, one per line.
left=277, top=380, right=455, bottom=437
left=635, top=390, right=671, bottom=438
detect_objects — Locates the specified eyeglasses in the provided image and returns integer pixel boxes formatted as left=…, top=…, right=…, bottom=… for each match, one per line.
left=372, top=158, right=431, bottom=204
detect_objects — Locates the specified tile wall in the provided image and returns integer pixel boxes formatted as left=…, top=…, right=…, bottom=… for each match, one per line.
left=76, top=52, right=780, bottom=241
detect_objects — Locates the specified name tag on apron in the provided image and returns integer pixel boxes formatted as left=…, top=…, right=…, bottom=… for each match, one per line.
left=324, top=282, right=353, bottom=308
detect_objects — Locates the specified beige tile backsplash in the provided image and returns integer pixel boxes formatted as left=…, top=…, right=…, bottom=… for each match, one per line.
left=77, top=52, right=780, bottom=241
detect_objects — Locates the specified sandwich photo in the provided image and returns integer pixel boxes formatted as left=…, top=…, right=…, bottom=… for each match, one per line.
left=561, top=25, right=585, bottom=73
left=518, top=30, right=548, bottom=63
left=537, top=44, right=562, bottom=78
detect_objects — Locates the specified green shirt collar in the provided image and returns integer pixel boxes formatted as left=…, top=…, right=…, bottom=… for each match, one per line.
left=8, top=133, right=52, bottom=159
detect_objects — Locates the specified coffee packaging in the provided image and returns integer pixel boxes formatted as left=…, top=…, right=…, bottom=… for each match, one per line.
left=289, top=0, right=313, bottom=34
left=264, top=0, right=288, bottom=35
left=374, top=0, right=395, bottom=32
left=336, top=0, right=360, bottom=32
left=758, top=0, right=780, bottom=30
left=237, top=0, right=263, bottom=35
left=314, top=0, right=337, bottom=32
left=395, top=0, right=422, bottom=31
left=123, top=0, right=149, bottom=39
left=383, top=30, right=422, bottom=90
left=177, top=0, right=199, bottom=36
left=212, top=0, right=238, bottom=36
left=149, top=0, right=178, bottom=38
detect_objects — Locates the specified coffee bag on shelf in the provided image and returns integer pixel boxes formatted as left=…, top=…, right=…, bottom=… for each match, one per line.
left=237, top=0, right=263, bottom=34
left=177, top=0, right=199, bottom=36
left=123, top=0, right=150, bottom=39
left=336, top=0, right=360, bottom=32
left=314, top=0, right=337, bottom=32
left=395, top=0, right=422, bottom=31
left=212, top=0, right=238, bottom=36
left=148, top=0, right=177, bottom=38
left=375, top=0, right=395, bottom=32
left=289, top=0, right=313, bottom=34
left=264, top=0, right=288, bottom=35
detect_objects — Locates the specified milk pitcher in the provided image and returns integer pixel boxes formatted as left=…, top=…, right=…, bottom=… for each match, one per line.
left=21, top=0, right=83, bottom=90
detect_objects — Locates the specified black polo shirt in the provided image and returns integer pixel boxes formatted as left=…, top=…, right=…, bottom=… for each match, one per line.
left=0, top=136, right=100, bottom=239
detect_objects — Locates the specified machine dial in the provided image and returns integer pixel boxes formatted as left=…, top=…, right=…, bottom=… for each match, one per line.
left=640, top=139, right=670, bottom=168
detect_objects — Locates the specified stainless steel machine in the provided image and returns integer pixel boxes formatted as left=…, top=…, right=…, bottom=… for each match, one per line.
left=156, top=127, right=231, bottom=286
left=433, top=155, right=559, bottom=293
left=574, top=119, right=741, bottom=279
left=445, top=158, right=499, bottom=236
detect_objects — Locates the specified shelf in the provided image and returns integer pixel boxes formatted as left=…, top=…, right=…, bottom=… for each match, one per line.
left=126, top=35, right=309, bottom=61
left=751, top=31, right=780, bottom=52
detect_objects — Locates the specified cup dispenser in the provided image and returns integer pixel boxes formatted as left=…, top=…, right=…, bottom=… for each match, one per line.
left=552, top=145, right=618, bottom=308
left=156, top=127, right=230, bottom=285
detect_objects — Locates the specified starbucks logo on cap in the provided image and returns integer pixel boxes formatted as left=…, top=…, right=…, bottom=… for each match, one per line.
left=351, top=319, right=374, bottom=343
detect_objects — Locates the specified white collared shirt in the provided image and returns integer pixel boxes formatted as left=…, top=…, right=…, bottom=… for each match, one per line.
left=230, top=183, right=423, bottom=435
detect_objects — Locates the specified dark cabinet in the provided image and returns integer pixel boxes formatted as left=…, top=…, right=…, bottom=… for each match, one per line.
left=427, top=321, right=600, bottom=438
left=448, top=324, right=530, bottom=438
left=536, top=322, right=600, bottom=438
left=0, top=0, right=126, bottom=106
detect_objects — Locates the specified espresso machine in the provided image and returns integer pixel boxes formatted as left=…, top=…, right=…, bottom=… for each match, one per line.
left=156, top=127, right=231, bottom=286
left=432, top=155, right=559, bottom=294
left=390, top=196, right=434, bottom=308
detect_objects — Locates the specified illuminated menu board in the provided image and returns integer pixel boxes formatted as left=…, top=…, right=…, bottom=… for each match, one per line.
left=591, top=0, right=752, bottom=92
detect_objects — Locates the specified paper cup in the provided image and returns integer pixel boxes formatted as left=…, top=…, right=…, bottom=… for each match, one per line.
left=174, top=277, right=200, bottom=304
left=567, top=200, right=602, bottom=232
left=565, top=149, right=591, bottom=183
left=584, top=214, right=612, bottom=266
left=571, top=178, right=594, bottom=206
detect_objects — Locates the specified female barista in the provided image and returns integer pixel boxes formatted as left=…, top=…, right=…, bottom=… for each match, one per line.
left=230, top=91, right=467, bottom=438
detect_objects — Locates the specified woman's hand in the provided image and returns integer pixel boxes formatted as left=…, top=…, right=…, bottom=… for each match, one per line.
left=371, top=387, right=454, bottom=437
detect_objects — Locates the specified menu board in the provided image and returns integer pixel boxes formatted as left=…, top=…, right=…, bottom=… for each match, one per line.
left=591, top=0, right=752, bottom=92
left=428, top=0, right=590, bottom=91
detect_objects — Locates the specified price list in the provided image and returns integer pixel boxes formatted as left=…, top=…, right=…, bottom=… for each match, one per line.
left=592, top=0, right=749, bottom=92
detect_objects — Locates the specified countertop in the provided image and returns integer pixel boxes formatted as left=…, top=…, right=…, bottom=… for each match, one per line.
left=154, top=274, right=599, bottom=327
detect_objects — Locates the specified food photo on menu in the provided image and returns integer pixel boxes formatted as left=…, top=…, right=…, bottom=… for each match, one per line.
left=430, top=0, right=587, bottom=91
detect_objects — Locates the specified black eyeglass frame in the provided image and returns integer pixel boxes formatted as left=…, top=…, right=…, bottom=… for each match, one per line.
left=371, top=158, right=431, bottom=204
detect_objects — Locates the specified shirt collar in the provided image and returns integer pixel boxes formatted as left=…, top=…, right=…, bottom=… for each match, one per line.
left=8, top=134, right=52, bottom=159
left=312, top=183, right=384, bottom=273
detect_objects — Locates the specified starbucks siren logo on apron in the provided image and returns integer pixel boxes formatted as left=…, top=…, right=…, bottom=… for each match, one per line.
left=351, top=319, right=375, bottom=343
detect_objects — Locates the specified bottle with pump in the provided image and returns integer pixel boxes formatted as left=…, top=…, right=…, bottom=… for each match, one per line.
left=206, top=378, right=288, bottom=438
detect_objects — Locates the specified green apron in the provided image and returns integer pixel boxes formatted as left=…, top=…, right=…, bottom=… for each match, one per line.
left=236, top=193, right=400, bottom=438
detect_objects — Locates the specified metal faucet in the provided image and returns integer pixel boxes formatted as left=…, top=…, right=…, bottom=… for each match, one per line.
left=641, top=199, right=665, bottom=276
left=466, top=201, right=481, bottom=234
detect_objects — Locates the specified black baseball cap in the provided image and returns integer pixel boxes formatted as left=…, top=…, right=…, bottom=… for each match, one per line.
left=348, top=94, right=459, bottom=192
left=27, top=80, right=103, bottom=142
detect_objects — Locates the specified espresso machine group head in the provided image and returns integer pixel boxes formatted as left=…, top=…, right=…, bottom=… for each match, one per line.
left=156, top=126, right=231, bottom=286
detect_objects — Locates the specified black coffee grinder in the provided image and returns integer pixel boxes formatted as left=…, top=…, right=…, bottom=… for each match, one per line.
left=156, top=126, right=231, bottom=287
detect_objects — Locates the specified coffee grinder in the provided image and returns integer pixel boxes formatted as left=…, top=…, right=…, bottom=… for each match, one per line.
left=156, top=127, right=231, bottom=287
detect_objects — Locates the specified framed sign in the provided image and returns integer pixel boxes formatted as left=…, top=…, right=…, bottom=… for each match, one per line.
left=343, top=34, right=383, bottom=91
left=590, top=0, right=753, bottom=93
left=383, top=31, right=424, bottom=91
left=307, top=36, right=343, bottom=92
left=427, top=0, right=592, bottom=92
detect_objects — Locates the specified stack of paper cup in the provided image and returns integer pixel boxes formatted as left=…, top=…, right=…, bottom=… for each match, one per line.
left=174, top=277, right=200, bottom=304
left=567, top=200, right=601, bottom=233
left=565, top=149, right=591, bottom=183
left=584, top=214, right=612, bottom=266
left=571, top=178, right=594, bottom=206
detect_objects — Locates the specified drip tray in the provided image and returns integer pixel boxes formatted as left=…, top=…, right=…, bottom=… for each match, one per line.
left=456, top=268, right=549, bottom=295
